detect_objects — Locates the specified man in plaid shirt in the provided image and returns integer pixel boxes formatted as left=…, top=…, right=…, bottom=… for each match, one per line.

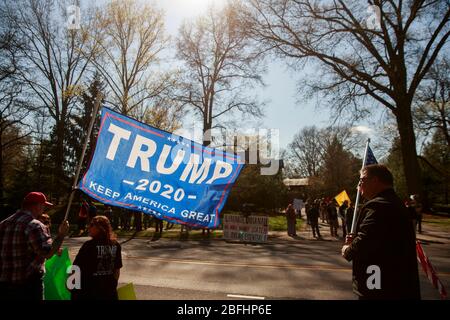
left=0, top=192, right=69, bottom=300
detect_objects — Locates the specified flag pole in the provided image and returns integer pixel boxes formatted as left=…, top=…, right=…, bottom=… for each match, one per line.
left=63, top=93, right=103, bottom=222
left=350, top=138, right=370, bottom=234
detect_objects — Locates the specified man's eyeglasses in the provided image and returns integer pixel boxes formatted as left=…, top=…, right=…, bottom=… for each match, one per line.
left=359, top=176, right=372, bottom=183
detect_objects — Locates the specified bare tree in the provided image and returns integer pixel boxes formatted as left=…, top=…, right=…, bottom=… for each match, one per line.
left=319, top=125, right=365, bottom=155
left=175, top=2, right=265, bottom=146
left=286, top=125, right=362, bottom=178
left=415, top=57, right=450, bottom=147
left=90, top=0, right=172, bottom=118
left=4, top=0, right=100, bottom=200
left=0, top=86, right=34, bottom=205
left=287, top=126, right=323, bottom=177
left=141, top=95, right=185, bottom=132
left=242, top=0, right=450, bottom=195
left=319, top=135, right=361, bottom=197
left=0, top=12, right=34, bottom=205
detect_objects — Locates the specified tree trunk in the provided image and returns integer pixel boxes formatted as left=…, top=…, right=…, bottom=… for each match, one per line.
left=203, top=116, right=212, bottom=147
left=54, top=119, right=66, bottom=202
left=0, top=135, right=4, bottom=207
left=134, top=212, right=142, bottom=231
left=396, top=101, right=423, bottom=196
left=445, top=182, right=448, bottom=205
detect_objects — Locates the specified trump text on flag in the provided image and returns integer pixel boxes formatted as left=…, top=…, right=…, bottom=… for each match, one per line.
left=80, top=108, right=244, bottom=229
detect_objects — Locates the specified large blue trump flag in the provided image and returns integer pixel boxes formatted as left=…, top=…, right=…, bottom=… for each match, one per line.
left=79, top=108, right=244, bottom=228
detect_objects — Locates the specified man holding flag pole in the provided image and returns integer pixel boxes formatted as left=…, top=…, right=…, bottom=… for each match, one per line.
left=341, top=139, right=420, bottom=299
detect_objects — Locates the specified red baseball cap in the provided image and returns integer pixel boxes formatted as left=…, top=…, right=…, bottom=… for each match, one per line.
left=23, top=192, right=54, bottom=206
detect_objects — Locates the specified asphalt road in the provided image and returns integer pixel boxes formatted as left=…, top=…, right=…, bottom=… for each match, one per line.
left=63, top=220, right=450, bottom=300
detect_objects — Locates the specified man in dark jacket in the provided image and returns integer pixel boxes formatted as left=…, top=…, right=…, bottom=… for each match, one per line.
left=339, top=200, right=349, bottom=238
left=308, top=201, right=321, bottom=238
left=341, top=164, right=420, bottom=300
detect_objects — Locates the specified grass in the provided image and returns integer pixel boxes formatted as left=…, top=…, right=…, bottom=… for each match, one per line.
left=268, top=215, right=303, bottom=231
left=63, top=212, right=301, bottom=240
left=114, top=228, right=224, bottom=241
left=66, top=210, right=302, bottom=240
left=102, top=214, right=303, bottom=240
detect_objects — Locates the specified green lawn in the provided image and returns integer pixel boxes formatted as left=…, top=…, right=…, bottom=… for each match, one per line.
left=114, top=228, right=224, bottom=240
left=106, top=214, right=302, bottom=239
left=66, top=211, right=301, bottom=240
left=268, top=215, right=303, bottom=231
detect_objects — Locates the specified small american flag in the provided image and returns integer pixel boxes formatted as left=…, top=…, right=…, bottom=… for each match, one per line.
left=364, top=145, right=378, bottom=166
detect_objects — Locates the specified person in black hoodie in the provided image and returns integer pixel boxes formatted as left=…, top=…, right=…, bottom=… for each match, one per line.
left=341, top=164, right=420, bottom=300
left=71, top=215, right=122, bottom=300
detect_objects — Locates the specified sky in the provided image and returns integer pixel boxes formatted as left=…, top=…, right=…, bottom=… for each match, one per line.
left=79, top=0, right=383, bottom=160
left=174, top=2, right=446, bottom=164
left=158, top=1, right=343, bottom=148
left=74, top=0, right=439, bottom=163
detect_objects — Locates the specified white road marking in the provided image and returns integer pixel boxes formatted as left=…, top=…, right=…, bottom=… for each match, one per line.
left=227, top=294, right=265, bottom=300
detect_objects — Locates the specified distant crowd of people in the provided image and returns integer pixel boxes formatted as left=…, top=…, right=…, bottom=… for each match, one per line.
left=285, top=198, right=355, bottom=239
left=285, top=190, right=426, bottom=240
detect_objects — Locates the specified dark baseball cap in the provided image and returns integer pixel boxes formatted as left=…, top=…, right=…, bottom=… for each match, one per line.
left=23, top=192, right=54, bottom=206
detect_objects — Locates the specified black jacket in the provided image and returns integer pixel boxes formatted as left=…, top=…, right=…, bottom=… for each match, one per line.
left=343, top=188, right=420, bottom=299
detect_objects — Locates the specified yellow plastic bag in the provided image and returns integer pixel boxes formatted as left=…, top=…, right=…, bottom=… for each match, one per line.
left=117, top=283, right=137, bottom=300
